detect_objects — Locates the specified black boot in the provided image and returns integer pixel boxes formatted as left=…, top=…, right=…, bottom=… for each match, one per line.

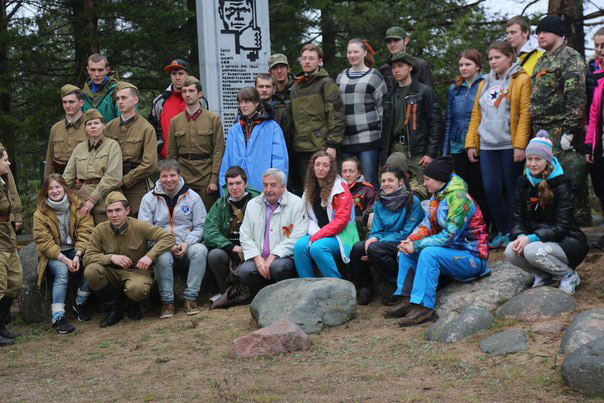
left=0, top=297, right=20, bottom=339
left=72, top=299, right=92, bottom=322
left=94, top=286, right=123, bottom=328
left=126, top=298, right=142, bottom=321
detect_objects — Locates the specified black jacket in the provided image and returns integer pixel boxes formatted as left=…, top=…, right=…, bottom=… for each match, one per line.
left=510, top=174, right=588, bottom=268
left=379, top=79, right=442, bottom=166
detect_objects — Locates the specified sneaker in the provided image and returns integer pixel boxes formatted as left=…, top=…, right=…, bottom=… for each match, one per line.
left=532, top=274, right=553, bottom=288
left=559, top=271, right=581, bottom=295
left=183, top=300, right=200, bottom=316
left=52, top=317, right=75, bottom=334
left=72, top=302, right=92, bottom=322
left=160, top=303, right=175, bottom=319
left=489, top=233, right=509, bottom=249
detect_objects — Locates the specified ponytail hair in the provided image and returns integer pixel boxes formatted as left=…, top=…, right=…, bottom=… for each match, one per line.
left=348, top=38, right=376, bottom=67
left=537, top=163, right=554, bottom=207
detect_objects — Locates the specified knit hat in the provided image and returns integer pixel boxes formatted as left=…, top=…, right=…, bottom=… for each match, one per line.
left=536, top=15, right=564, bottom=37
left=386, top=152, right=409, bottom=173
left=105, top=191, right=127, bottom=206
left=60, top=84, right=80, bottom=98
left=424, top=156, right=454, bottom=183
left=525, top=130, right=553, bottom=163
left=82, top=108, right=104, bottom=124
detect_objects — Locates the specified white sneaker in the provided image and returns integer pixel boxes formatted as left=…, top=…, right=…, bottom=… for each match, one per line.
left=532, top=274, right=552, bottom=288
left=559, top=272, right=581, bottom=295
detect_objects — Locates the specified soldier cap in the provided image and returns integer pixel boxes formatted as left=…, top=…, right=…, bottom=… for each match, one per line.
left=105, top=191, right=128, bottom=206
left=182, top=76, right=201, bottom=89
left=386, top=152, right=409, bottom=173
left=82, top=109, right=104, bottom=124
left=116, top=81, right=138, bottom=93
left=388, top=51, right=416, bottom=69
left=61, top=84, right=80, bottom=98
left=385, top=27, right=409, bottom=40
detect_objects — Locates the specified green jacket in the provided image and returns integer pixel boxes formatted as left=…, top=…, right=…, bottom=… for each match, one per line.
left=82, top=71, right=120, bottom=123
left=203, top=186, right=260, bottom=250
left=290, top=68, right=345, bottom=152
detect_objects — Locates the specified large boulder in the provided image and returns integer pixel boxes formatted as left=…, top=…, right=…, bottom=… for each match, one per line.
left=435, top=261, right=532, bottom=317
left=496, top=287, right=576, bottom=321
left=425, top=306, right=494, bottom=343
left=229, top=319, right=311, bottom=359
left=480, top=329, right=528, bottom=356
left=250, top=278, right=356, bottom=334
left=560, top=309, right=604, bottom=354
left=18, top=242, right=48, bottom=324
left=561, top=336, right=604, bottom=397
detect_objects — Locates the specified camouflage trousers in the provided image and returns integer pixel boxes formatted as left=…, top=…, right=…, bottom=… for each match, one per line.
left=388, top=143, right=428, bottom=200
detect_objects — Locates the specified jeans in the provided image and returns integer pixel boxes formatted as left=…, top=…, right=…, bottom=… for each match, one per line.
left=155, top=243, right=209, bottom=304
left=396, top=246, right=487, bottom=310
left=294, top=235, right=342, bottom=278
left=342, top=148, right=380, bottom=188
left=479, top=149, right=519, bottom=234
left=238, top=257, right=297, bottom=293
left=47, top=248, right=91, bottom=322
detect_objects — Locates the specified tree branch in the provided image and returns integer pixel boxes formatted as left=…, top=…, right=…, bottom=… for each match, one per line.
left=421, top=0, right=486, bottom=19
left=521, top=0, right=541, bottom=16
left=6, top=1, right=24, bottom=20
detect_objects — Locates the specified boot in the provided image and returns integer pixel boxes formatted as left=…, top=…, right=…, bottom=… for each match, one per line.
left=357, top=287, right=372, bottom=306
left=126, top=298, right=142, bottom=321
left=397, top=304, right=435, bottom=327
left=383, top=297, right=413, bottom=318
left=72, top=300, right=92, bottom=322
left=0, top=297, right=20, bottom=339
left=94, top=285, right=123, bottom=328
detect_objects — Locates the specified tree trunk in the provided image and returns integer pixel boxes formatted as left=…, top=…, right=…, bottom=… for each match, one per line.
left=548, top=0, right=585, bottom=56
left=0, top=0, right=14, bottom=154
left=319, top=4, right=336, bottom=69
left=67, top=0, right=100, bottom=85
left=186, top=0, right=199, bottom=76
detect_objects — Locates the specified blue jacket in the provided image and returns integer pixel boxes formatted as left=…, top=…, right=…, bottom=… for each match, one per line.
left=368, top=195, right=424, bottom=242
left=442, top=76, right=483, bottom=155
left=219, top=115, right=289, bottom=194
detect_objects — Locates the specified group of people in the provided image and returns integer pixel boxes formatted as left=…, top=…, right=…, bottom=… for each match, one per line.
left=0, top=14, right=601, bottom=344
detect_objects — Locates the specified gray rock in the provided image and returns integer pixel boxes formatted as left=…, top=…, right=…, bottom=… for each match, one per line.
left=560, top=309, right=604, bottom=354
left=425, top=306, right=494, bottom=343
left=250, top=278, right=356, bottom=334
left=532, top=320, right=564, bottom=335
left=496, top=287, right=576, bottom=321
left=435, top=261, right=532, bottom=317
left=229, top=319, right=311, bottom=359
left=561, top=336, right=604, bottom=397
left=18, top=242, right=48, bottom=324
left=480, top=329, right=528, bottom=356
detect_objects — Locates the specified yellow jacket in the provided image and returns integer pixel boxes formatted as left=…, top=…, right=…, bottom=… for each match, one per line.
left=465, top=69, right=532, bottom=151
left=33, top=202, right=94, bottom=287
left=519, top=49, right=544, bottom=77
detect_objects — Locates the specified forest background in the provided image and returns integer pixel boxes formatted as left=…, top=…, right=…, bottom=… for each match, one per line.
left=1, top=0, right=602, bottom=230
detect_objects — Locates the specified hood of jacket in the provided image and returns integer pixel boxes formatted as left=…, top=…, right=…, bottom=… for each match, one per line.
left=525, top=157, right=564, bottom=187
left=295, top=67, right=330, bottom=86
left=483, top=58, right=523, bottom=89
left=82, top=70, right=120, bottom=97
left=152, top=176, right=186, bottom=196
left=519, top=35, right=541, bottom=54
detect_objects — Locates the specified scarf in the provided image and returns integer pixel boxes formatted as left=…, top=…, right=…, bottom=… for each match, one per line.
left=46, top=195, right=72, bottom=248
left=379, top=185, right=409, bottom=212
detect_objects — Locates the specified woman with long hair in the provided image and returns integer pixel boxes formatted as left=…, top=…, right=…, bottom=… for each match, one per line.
left=465, top=41, right=531, bottom=249
left=336, top=38, right=387, bottom=188
left=33, top=174, right=94, bottom=333
left=348, top=165, right=424, bottom=305
left=505, top=132, right=588, bottom=294
left=341, top=156, right=377, bottom=239
left=294, top=151, right=359, bottom=278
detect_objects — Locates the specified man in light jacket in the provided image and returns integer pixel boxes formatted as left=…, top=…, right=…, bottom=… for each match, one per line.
left=138, top=159, right=208, bottom=319
left=239, top=168, right=308, bottom=293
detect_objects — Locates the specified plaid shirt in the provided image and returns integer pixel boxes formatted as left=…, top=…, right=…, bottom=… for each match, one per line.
left=336, top=68, right=387, bottom=147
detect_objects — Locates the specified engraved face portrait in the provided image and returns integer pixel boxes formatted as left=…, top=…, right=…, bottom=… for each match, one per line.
left=219, top=0, right=253, bottom=32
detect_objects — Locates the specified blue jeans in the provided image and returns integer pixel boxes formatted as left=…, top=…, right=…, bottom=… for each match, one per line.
left=342, top=148, right=380, bottom=188
left=395, top=246, right=487, bottom=309
left=155, top=243, right=208, bottom=304
left=47, top=248, right=91, bottom=321
left=479, top=149, right=518, bottom=233
left=294, top=235, right=342, bottom=278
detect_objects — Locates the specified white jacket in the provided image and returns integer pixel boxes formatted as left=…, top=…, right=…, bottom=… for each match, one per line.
left=240, top=191, right=308, bottom=260
left=138, top=177, right=206, bottom=245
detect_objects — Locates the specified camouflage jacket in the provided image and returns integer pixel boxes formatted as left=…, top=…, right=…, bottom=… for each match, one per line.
left=529, top=41, right=586, bottom=133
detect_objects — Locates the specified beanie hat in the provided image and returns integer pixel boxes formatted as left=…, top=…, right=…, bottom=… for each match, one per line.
left=525, top=130, right=553, bottom=163
left=423, top=156, right=454, bottom=183
left=536, top=15, right=564, bottom=37
left=386, top=152, right=409, bottom=173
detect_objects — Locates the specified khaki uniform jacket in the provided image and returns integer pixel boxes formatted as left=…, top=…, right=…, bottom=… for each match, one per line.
left=83, top=217, right=175, bottom=270
left=166, top=109, right=225, bottom=190
left=44, top=116, right=87, bottom=178
left=105, top=114, right=158, bottom=211
left=0, top=176, right=18, bottom=251
left=33, top=203, right=94, bottom=287
left=63, top=136, right=123, bottom=213
left=0, top=142, right=22, bottom=224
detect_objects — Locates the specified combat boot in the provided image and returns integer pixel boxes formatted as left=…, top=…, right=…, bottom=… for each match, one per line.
left=95, top=285, right=123, bottom=328
left=125, top=298, right=142, bottom=321
left=0, top=297, right=20, bottom=339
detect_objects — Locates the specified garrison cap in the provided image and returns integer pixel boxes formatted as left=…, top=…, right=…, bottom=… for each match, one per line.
left=163, top=58, right=189, bottom=73
left=82, top=108, right=104, bottom=124
left=182, top=76, right=201, bottom=89
left=386, top=152, right=409, bottom=174
left=268, top=53, right=289, bottom=69
left=385, top=26, right=409, bottom=40
left=61, top=84, right=80, bottom=98
left=388, top=51, right=416, bottom=69
left=105, top=191, right=128, bottom=206
left=116, top=81, right=138, bottom=93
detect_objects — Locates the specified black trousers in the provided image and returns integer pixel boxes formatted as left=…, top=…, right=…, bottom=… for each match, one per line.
left=590, top=145, right=604, bottom=214
left=452, top=152, right=493, bottom=229
left=349, top=241, right=402, bottom=289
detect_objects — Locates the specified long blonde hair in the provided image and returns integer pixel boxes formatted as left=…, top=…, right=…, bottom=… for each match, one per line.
left=304, top=151, right=337, bottom=207
left=537, top=164, right=554, bottom=207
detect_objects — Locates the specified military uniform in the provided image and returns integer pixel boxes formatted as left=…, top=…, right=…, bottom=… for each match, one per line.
left=63, top=111, right=123, bottom=225
left=167, top=108, right=224, bottom=211
left=84, top=216, right=175, bottom=302
left=45, top=117, right=87, bottom=178
left=0, top=174, right=22, bottom=300
left=530, top=41, right=590, bottom=225
left=105, top=113, right=157, bottom=215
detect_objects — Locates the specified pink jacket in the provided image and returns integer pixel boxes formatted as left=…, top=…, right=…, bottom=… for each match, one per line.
left=586, top=67, right=604, bottom=155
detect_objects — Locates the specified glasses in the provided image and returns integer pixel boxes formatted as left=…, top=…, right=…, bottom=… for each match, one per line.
left=300, top=56, right=318, bottom=62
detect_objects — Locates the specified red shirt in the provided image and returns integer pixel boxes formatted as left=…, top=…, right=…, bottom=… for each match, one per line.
left=160, top=91, right=186, bottom=158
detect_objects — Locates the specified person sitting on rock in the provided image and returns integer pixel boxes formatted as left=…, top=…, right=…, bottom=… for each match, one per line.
left=349, top=165, right=424, bottom=305
left=138, top=159, right=208, bottom=319
left=385, top=156, right=491, bottom=326
left=505, top=131, right=588, bottom=294
left=294, top=151, right=359, bottom=278
left=83, top=192, right=175, bottom=327
left=341, top=156, right=377, bottom=240
left=33, top=174, right=94, bottom=334
left=238, top=168, right=308, bottom=294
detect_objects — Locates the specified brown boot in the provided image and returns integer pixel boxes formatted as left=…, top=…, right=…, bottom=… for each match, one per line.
left=160, top=303, right=175, bottom=319
left=183, top=299, right=200, bottom=316
left=397, top=304, right=435, bottom=327
left=383, top=298, right=413, bottom=318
